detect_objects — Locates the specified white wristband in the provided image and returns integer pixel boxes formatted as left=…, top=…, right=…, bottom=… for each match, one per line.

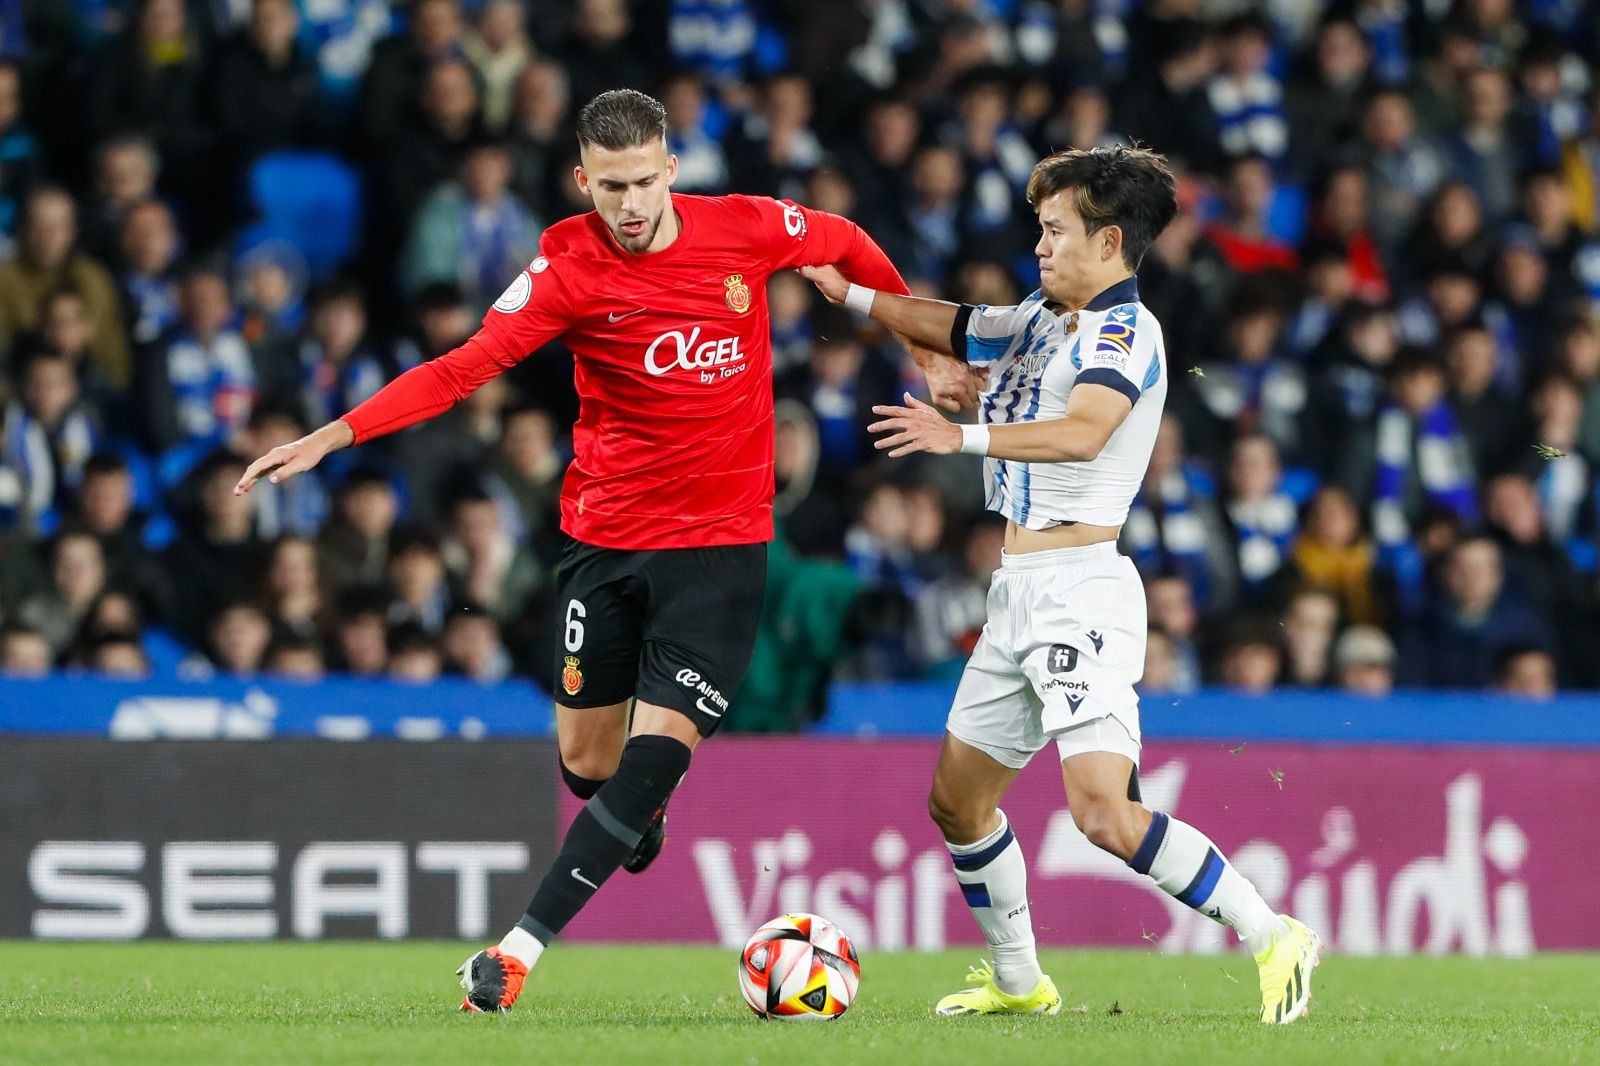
left=959, top=423, right=991, bottom=456
left=844, top=283, right=876, bottom=314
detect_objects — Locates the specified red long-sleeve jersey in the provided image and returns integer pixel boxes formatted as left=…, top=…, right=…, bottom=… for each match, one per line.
left=342, top=194, right=909, bottom=549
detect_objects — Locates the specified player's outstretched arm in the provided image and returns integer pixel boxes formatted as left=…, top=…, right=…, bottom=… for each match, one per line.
left=870, top=384, right=1133, bottom=463
left=800, top=264, right=959, bottom=356
left=234, top=418, right=354, bottom=495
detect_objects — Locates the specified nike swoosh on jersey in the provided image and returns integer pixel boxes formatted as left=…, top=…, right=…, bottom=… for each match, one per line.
left=695, top=697, right=724, bottom=718
left=571, top=868, right=599, bottom=889
left=607, top=308, right=646, bottom=323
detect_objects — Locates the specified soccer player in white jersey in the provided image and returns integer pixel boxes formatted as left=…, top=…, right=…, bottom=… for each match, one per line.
left=803, top=146, right=1321, bottom=1024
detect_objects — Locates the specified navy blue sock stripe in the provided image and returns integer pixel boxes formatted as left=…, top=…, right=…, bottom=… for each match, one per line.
left=1127, top=811, right=1168, bottom=874
left=958, top=881, right=992, bottom=908
left=1176, top=848, right=1226, bottom=908
left=950, top=825, right=1016, bottom=871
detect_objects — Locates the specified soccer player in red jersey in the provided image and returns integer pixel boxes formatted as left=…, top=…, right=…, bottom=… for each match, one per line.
left=234, top=89, right=969, bottom=1012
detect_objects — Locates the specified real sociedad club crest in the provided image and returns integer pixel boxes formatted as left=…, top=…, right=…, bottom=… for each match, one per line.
left=724, top=274, right=752, bottom=314
left=562, top=655, right=584, bottom=696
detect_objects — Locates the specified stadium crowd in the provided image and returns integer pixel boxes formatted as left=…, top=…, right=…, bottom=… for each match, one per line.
left=1, top=0, right=1599, bottom=725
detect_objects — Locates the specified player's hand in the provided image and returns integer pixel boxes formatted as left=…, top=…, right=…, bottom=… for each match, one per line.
left=920, top=351, right=981, bottom=412
left=798, top=264, right=850, bottom=304
left=234, top=420, right=353, bottom=495
left=870, top=393, right=963, bottom=458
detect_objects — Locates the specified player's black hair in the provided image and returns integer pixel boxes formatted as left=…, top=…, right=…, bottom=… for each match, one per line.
left=576, top=89, right=668, bottom=152
left=1025, top=145, right=1178, bottom=270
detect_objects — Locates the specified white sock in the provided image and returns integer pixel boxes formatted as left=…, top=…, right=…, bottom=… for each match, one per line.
left=1127, top=811, right=1288, bottom=953
left=947, top=810, right=1044, bottom=996
left=497, top=925, right=546, bottom=970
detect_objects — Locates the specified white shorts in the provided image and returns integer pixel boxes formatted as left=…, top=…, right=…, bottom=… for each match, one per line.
left=945, top=541, right=1146, bottom=770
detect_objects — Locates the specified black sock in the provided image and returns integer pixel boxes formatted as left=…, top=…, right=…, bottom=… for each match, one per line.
left=559, top=756, right=608, bottom=800
left=519, top=734, right=692, bottom=943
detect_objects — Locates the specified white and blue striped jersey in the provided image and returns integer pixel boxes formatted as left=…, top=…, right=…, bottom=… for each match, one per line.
left=956, top=275, right=1166, bottom=528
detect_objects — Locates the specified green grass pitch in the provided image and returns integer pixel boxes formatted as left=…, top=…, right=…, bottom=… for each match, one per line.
left=2, top=944, right=1597, bottom=1065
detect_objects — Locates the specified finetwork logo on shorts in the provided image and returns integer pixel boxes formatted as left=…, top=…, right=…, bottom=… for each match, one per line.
left=1047, top=645, right=1079, bottom=674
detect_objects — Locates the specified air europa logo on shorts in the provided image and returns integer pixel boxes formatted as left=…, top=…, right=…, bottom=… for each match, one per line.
left=645, top=327, right=746, bottom=377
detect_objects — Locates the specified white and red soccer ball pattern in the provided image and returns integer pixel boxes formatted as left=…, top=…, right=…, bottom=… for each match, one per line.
left=738, top=913, right=860, bottom=1021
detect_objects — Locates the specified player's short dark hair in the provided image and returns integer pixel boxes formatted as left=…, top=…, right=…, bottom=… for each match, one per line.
left=1025, top=145, right=1178, bottom=269
left=576, top=89, right=667, bottom=152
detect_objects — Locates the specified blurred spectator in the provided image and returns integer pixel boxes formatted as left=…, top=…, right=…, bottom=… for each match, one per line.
left=1487, top=228, right=1560, bottom=373
left=17, top=531, right=108, bottom=652
left=506, top=60, right=571, bottom=218
left=331, top=587, right=390, bottom=675
left=778, top=306, right=897, bottom=481
left=1447, top=325, right=1529, bottom=479
left=1305, top=300, right=1400, bottom=499
left=1305, top=164, right=1389, bottom=300
left=82, top=136, right=161, bottom=269
left=386, top=528, right=449, bottom=632
left=1123, top=415, right=1235, bottom=613
left=772, top=399, right=847, bottom=557
left=210, top=0, right=330, bottom=170
left=85, top=630, right=149, bottom=678
left=1494, top=644, right=1558, bottom=699
left=1286, top=17, right=1371, bottom=176
left=290, top=280, right=387, bottom=429
left=1191, top=292, right=1305, bottom=459
left=319, top=466, right=398, bottom=591
left=4, top=351, right=99, bottom=513
left=1225, top=435, right=1299, bottom=597
left=262, top=534, right=324, bottom=639
left=442, top=486, right=540, bottom=623
left=235, top=245, right=306, bottom=357
left=662, top=73, right=728, bottom=195
left=1445, top=67, right=1522, bottom=222
left=563, top=0, right=654, bottom=111
left=1145, top=573, right=1202, bottom=693
left=1140, top=628, right=1181, bottom=695
left=195, top=600, right=273, bottom=676
left=119, top=200, right=182, bottom=348
left=1204, top=155, right=1298, bottom=275
left=358, top=0, right=465, bottom=152
left=402, top=138, right=541, bottom=308
left=464, top=0, right=533, bottom=133
left=0, top=187, right=130, bottom=392
left=1409, top=182, right=1494, bottom=286
left=949, top=77, right=1033, bottom=235
left=234, top=405, right=331, bottom=539
left=374, top=58, right=483, bottom=267
left=387, top=619, right=443, bottom=681
left=263, top=633, right=326, bottom=679
left=1360, top=89, right=1445, bottom=252
left=1207, top=13, right=1287, bottom=165
left=731, top=73, right=823, bottom=201
left=1115, top=25, right=1221, bottom=175
left=0, top=59, right=39, bottom=241
left=485, top=405, right=562, bottom=562
left=1217, top=620, right=1283, bottom=693
left=0, top=623, right=52, bottom=676
left=911, top=515, right=1003, bottom=679
left=141, top=264, right=257, bottom=449
left=442, top=603, right=512, bottom=682
left=1371, top=350, right=1477, bottom=552
left=162, top=451, right=265, bottom=639
left=1556, top=316, right=1600, bottom=465
left=1291, top=485, right=1379, bottom=625
left=1525, top=375, right=1590, bottom=538
left=1401, top=535, right=1553, bottom=688
left=1285, top=244, right=1356, bottom=358
left=904, top=145, right=966, bottom=283
left=1282, top=587, right=1340, bottom=687
left=1332, top=623, right=1397, bottom=695
left=1521, top=168, right=1599, bottom=308
left=70, top=455, right=161, bottom=605
left=84, top=0, right=213, bottom=230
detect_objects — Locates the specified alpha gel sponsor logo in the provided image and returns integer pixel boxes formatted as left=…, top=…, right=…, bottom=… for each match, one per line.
left=645, top=327, right=747, bottom=379
left=675, top=668, right=729, bottom=717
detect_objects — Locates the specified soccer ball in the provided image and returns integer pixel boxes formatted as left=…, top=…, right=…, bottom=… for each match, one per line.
left=738, top=913, right=860, bottom=1021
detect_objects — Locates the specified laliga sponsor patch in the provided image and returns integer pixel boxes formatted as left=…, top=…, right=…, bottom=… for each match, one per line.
left=530, top=256, right=549, bottom=274
left=494, top=271, right=533, bottom=313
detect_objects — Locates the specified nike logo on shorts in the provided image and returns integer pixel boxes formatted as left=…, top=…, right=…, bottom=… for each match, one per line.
left=608, top=308, right=645, bottom=323
left=571, top=868, right=599, bottom=889
left=695, top=697, right=723, bottom=718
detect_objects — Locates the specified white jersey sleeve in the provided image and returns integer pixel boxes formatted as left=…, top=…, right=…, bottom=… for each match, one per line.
left=957, top=298, right=1047, bottom=364
left=1072, top=301, right=1160, bottom=406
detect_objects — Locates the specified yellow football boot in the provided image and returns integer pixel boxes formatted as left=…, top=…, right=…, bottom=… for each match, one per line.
left=935, top=960, right=1062, bottom=1017
left=1255, top=916, right=1323, bottom=1024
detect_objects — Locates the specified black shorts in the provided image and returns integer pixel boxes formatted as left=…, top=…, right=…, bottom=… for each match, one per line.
left=551, top=536, right=767, bottom=736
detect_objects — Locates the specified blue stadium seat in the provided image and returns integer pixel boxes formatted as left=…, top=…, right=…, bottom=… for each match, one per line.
left=239, top=152, right=362, bottom=282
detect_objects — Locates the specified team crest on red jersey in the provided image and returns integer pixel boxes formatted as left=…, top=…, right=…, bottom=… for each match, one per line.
left=724, top=274, right=752, bottom=315
left=562, top=655, right=584, bottom=696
